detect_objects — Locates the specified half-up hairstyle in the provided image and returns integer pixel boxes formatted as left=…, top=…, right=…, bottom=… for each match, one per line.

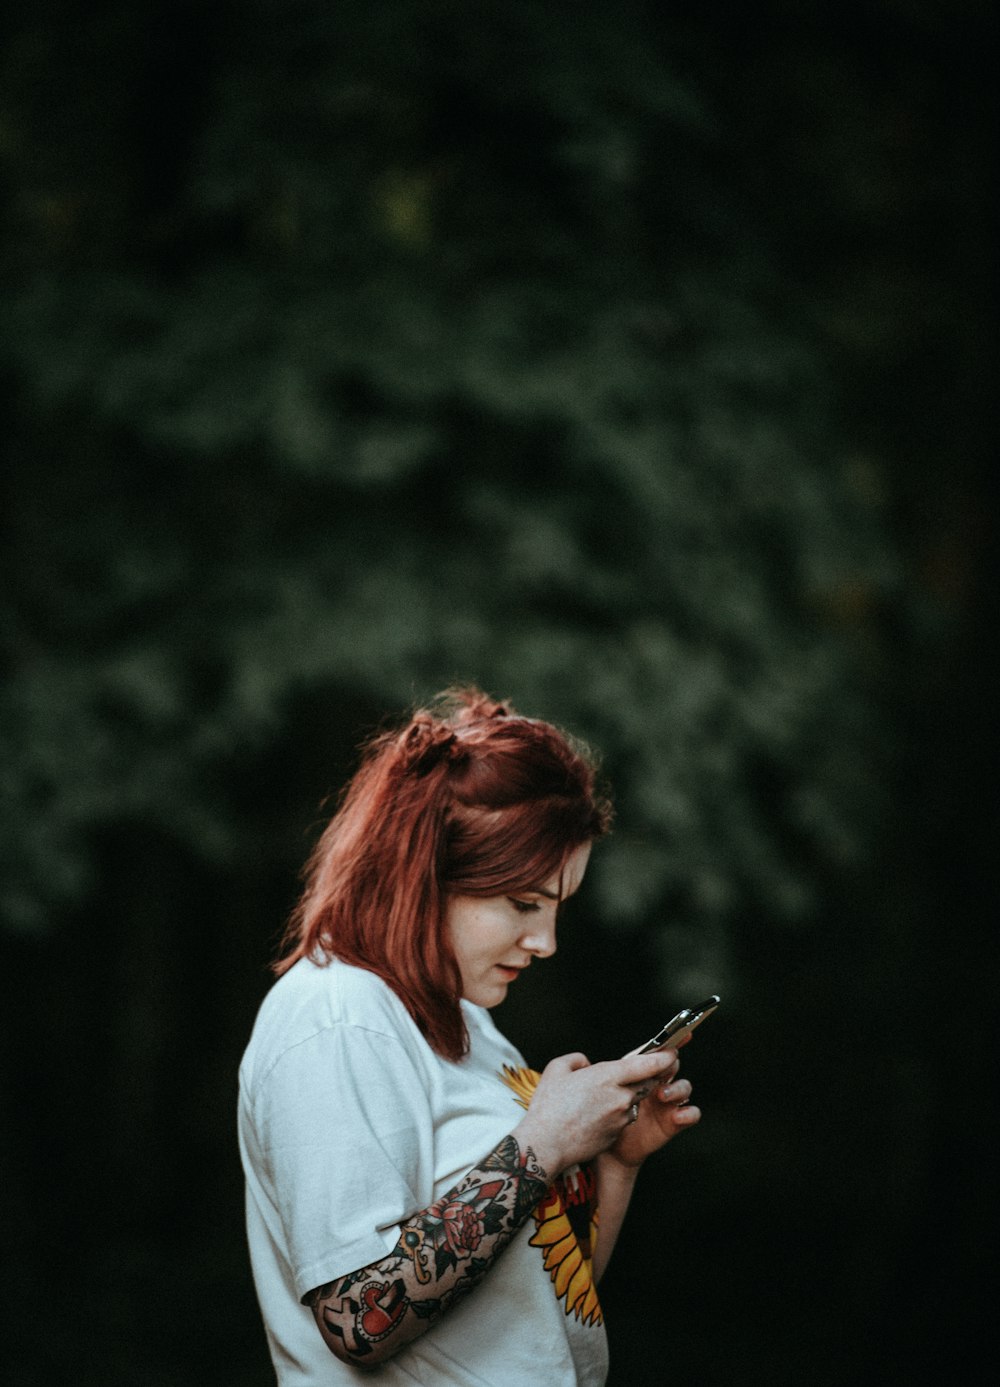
left=274, top=687, right=612, bottom=1059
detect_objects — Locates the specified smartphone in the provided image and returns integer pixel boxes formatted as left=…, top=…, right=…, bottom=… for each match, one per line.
left=638, top=995, right=720, bottom=1054
left=632, top=995, right=719, bottom=1103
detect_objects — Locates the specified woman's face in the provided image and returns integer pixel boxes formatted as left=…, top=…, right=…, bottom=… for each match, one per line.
left=445, top=841, right=592, bottom=1009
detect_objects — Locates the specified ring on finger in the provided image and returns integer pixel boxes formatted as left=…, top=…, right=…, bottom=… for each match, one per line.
left=628, top=1101, right=639, bottom=1124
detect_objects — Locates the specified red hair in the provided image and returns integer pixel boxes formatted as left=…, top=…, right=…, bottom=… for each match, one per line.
left=274, top=688, right=612, bottom=1059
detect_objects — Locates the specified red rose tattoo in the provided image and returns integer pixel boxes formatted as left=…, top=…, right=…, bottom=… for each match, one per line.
left=440, top=1200, right=485, bottom=1258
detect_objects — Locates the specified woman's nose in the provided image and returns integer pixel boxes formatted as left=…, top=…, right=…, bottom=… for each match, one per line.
left=520, top=916, right=557, bottom=958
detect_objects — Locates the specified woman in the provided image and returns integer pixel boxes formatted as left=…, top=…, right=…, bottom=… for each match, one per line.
left=238, top=689, right=700, bottom=1385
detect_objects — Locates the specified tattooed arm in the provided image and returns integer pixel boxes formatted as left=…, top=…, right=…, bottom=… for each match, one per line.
left=304, top=1133, right=550, bottom=1368
left=304, top=1048, right=673, bottom=1366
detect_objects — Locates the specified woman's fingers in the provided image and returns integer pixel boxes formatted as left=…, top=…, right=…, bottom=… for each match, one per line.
left=613, top=1048, right=678, bottom=1090
left=656, top=1078, right=701, bottom=1126
left=658, top=1077, right=692, bottom=1105
left=624, top=1047, right=680, bottom=1101
left=668, top=1102, right=701, bottom=1126
left=528, top=1049, right=701, bottom=1170
left=657, top=1049, right=681, bottom=1083
left=546, top=1051, right=590, bottom=1074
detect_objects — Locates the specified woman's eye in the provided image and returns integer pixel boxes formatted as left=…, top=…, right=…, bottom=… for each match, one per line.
left=508, top=898, right=540, bottom=914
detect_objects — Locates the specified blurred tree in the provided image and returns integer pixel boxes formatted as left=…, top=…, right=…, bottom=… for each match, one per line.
left=2, top=0, right=897, bottom=974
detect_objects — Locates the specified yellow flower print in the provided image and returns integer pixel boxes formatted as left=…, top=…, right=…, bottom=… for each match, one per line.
left=500, top=1064, right=603, bottom=1327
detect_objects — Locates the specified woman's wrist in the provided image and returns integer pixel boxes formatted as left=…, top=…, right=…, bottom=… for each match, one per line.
left=511, top=1114, right=562, bottom=1181
left=596, top=1146, right=645, bottom=1181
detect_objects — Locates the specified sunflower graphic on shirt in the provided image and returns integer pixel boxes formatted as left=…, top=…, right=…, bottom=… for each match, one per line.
left=500, top=1064, right=603, bottom=1327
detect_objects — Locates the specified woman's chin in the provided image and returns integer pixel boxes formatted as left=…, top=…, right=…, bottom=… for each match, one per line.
left=464, top=980, right=510, bottom=1009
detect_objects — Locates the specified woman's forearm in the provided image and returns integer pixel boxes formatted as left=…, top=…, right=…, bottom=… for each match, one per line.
left=592, top=1153, right=640, bottom=1284
left=304, top=1132, right=550, bottom=1367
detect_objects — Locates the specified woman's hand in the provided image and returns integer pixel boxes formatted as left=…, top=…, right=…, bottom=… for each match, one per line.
left=513, top=1049, right=674, bottom=1176
left=604, top=1047, right=701, bottom=1170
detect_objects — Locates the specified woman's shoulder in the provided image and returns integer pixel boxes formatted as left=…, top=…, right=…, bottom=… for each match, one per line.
left=272, top=954, right=411, bottom=1030
left=241, top=956, right=419, bottom=1087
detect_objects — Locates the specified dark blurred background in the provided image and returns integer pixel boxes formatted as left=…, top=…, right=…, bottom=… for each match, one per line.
left=1, top=2, right=996, bottom=1384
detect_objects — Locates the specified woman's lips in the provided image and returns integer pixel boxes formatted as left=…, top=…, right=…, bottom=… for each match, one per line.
left=495, top=965, right=524, bottom=981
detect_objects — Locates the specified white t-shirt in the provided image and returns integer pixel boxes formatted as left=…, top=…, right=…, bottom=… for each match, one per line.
left=238, top=956, right=609, bottom=1386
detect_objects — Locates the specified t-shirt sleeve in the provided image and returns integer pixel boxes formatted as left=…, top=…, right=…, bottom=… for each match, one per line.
left=251, top=1022, right=433, bottom=1301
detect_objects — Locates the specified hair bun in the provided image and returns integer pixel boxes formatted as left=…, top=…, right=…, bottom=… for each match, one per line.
left=449, top=687, right=511, bottom=725
left=398, top=718, right=469, bottom=776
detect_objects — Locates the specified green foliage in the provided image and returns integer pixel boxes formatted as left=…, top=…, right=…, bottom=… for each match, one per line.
left=0, top=1, right=901, bottom=980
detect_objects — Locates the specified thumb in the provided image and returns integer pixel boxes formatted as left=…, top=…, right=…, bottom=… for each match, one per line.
left=546, top=1051, right=591, bottom=1075
left=613, top=1049, right=677, bottom=1087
